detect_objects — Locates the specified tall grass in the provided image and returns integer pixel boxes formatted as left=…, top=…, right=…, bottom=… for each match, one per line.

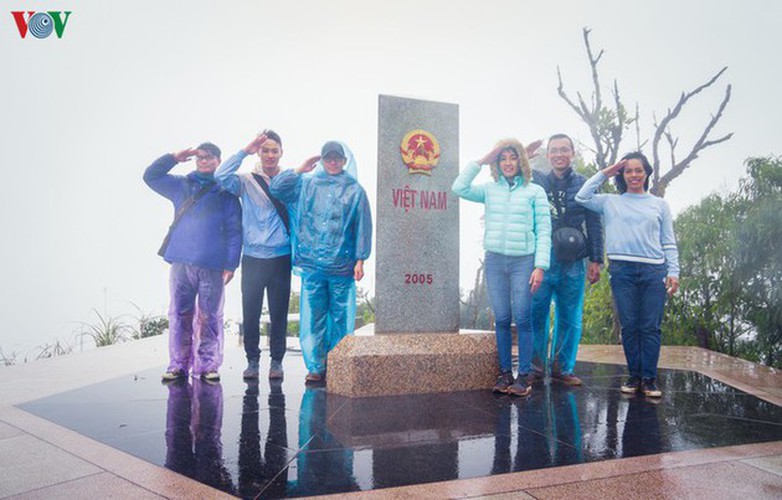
left=81, top=309, right=130, bottom=347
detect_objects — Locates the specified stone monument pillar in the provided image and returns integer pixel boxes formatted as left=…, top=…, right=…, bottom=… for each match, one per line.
left=327, top=95, right=498, bottom=397
left=375, top=95, right=460, bottom=333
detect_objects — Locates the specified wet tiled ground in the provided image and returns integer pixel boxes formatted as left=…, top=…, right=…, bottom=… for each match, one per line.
left=19, top=349, right=782, bottom=499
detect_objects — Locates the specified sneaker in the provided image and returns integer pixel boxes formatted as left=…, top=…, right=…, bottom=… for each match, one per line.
left=554, top=372, right=583, bottom=386
left=201, top=371, right=220, bottom=381
left=161, top=369, right=186, bottom=381
left=642, top=378, right=662, bottom=398
left=269, top=359, right=284, bottom=380
left=243, top=359, right=260, bottom=379
left=621, top=376, right=642, bottom=394
left=493, top=372, right=515, bottom=393
left=507, top=374, right=532, bottom=397
left=305, top=372, right=323, bottom=384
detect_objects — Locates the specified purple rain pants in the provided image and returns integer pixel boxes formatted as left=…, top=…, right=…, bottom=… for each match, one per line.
left=168, top=262, right=225, bottom=375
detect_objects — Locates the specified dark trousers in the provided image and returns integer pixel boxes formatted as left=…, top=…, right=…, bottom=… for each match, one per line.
left=609, top=260, right=667, bottom=380
left=241, top=254, right=292, bottom=362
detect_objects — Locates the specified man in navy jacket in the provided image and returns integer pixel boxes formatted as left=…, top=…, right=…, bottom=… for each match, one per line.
left=144, top=142, right=242, bottom=382
left=531, top=134, right=603, bottom=385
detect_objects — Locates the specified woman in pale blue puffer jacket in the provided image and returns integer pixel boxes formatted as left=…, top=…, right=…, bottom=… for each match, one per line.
left=453, top=139, right=551, bottom=397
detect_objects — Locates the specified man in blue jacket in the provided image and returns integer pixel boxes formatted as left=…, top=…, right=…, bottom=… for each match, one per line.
left=216, top=130, right=291, bottom=380
left=144, top=143, right=242, bottom=382
left=270, top=141, right=372, bottom=383
left=531, top=134, right=603, bottom=385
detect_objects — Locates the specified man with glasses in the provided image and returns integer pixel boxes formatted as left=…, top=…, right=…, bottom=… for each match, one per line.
left=530, top=134, right=603, bottom=385
left=216, top=131, right=292, bottom=380
left=144, top=142, right=242, bottom=382
left=270, top=141, right=372, bottom=383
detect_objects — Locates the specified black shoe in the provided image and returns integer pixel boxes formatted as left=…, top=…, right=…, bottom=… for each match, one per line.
left=642, top=378, right=662, bottom=398
left=507, top=374, right=532, bottom=397
left=493, top=372, right=514, bottom=393
left=621, top=376, right=642, bottom=394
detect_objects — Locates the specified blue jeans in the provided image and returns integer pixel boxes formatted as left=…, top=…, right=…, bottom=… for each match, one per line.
left=484, top=252, right=534, bottom=374
left=531, top=257, right=586, bottom=375
left=609, top=260, right=667, bottom=380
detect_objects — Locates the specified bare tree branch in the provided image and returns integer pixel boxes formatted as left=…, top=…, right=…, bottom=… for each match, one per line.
left=653, top=81, right=733, bottom=196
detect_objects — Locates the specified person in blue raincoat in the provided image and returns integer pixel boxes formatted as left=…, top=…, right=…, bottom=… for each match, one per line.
left=270, top=141, right=372, bottom=383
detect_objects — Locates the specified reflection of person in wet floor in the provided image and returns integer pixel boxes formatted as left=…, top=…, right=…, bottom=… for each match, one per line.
left=291, top=387, right=360, bottom=495
left=144, top=143, right=242, bottom=382
left=491, top=386, right=583, bottom=473
left=576, top=152, right=680, bottom=398
left=270, top=141, right=372, bottom=383
left=622, top=398, right=663, bottom=457
left=164, top=379, right=234, bottom=494
left=238, top=380, right=289, bottom=498
left=452, top=139, right=551, bottom=397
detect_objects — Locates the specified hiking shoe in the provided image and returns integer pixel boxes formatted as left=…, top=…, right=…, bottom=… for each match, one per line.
left=621, top=376, right=642, bottom=394
left=269, top=359, right=284, bottom=380
left=507, top=374, right=532, bottom=397
left=161, top=369, right=186, bottom=381
left=554, top=372, right=583, bottom=386
left=493, top=372, right=515, bottom=393
left=201, top=371, right=220, bottom=381
left=305, top=372, right=323, bottom=384
left=642, top=378, right=662, bottom=398
left=243, top=359, right=260, bottom=379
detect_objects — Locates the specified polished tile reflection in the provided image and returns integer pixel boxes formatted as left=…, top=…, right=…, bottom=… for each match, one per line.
left=19, top=353, right=782, bottom=498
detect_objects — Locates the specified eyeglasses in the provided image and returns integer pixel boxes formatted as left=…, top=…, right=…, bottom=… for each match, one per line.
left=196, top=154, right=216, bottom=162
left=548, top=147, right=573, bottom=155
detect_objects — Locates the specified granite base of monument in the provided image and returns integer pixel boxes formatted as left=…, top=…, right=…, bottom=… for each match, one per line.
left=327, top=332, right=498, bottom=397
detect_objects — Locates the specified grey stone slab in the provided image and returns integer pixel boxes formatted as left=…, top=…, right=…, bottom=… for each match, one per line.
left=0, top=420, right=24, bottom=440
left=6, top=472, right=165, bottom=499
left=375, top=95, right=460, bottom=333
left=0, top=434, right=102, bottom=497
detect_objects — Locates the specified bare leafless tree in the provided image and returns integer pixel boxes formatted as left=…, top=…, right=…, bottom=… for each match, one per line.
left=558, top=27, right=733, bottom=197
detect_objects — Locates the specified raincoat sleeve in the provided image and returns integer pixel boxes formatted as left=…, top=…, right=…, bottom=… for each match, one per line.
left=143, top=154, right=182, bottom=201
left=451, top=162, right=487, bottom=203
left=354, top=188, right=373, bottom=261
left=532, top=185, right=552, bottom=270
left=214, top=150, right=245, bottom=196
left=269, top=169, right=303, bottom=204
left=223, top=195, right=243, bottom=271
left=575, top=172, right=608, bottom=212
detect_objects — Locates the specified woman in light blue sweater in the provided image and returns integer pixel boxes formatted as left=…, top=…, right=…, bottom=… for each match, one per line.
left=453, top=139, right=551, bottom=396
left=576, top=152, right=680, bottom=398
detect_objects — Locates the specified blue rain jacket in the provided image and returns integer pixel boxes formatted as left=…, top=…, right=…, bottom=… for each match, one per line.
left=144, top=154, right=242, bottom=271
left=270, top=168, right=372, bottom=278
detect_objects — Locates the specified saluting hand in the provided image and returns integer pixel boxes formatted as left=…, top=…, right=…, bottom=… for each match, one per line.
left=526, top=139, right=543, bottom=159
left=173, top=148, right=198, bottom=163
left=477, top=144, right=506, bottom=166
left=295, top=155, right=321, bottom=174
left=601, top=159, right=627, bottom=178
left=243, top=131, right=269, bottom=155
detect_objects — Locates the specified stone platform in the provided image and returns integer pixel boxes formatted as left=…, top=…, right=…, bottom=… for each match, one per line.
left=327, top=332, right=498, bottom=397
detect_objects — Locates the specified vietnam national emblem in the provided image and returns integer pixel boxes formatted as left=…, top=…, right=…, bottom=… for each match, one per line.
left=400, top=129, right=440, bottom=176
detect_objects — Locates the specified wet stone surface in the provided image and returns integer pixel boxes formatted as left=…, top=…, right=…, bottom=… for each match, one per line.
left=19, top=350, right=782, bottom=498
